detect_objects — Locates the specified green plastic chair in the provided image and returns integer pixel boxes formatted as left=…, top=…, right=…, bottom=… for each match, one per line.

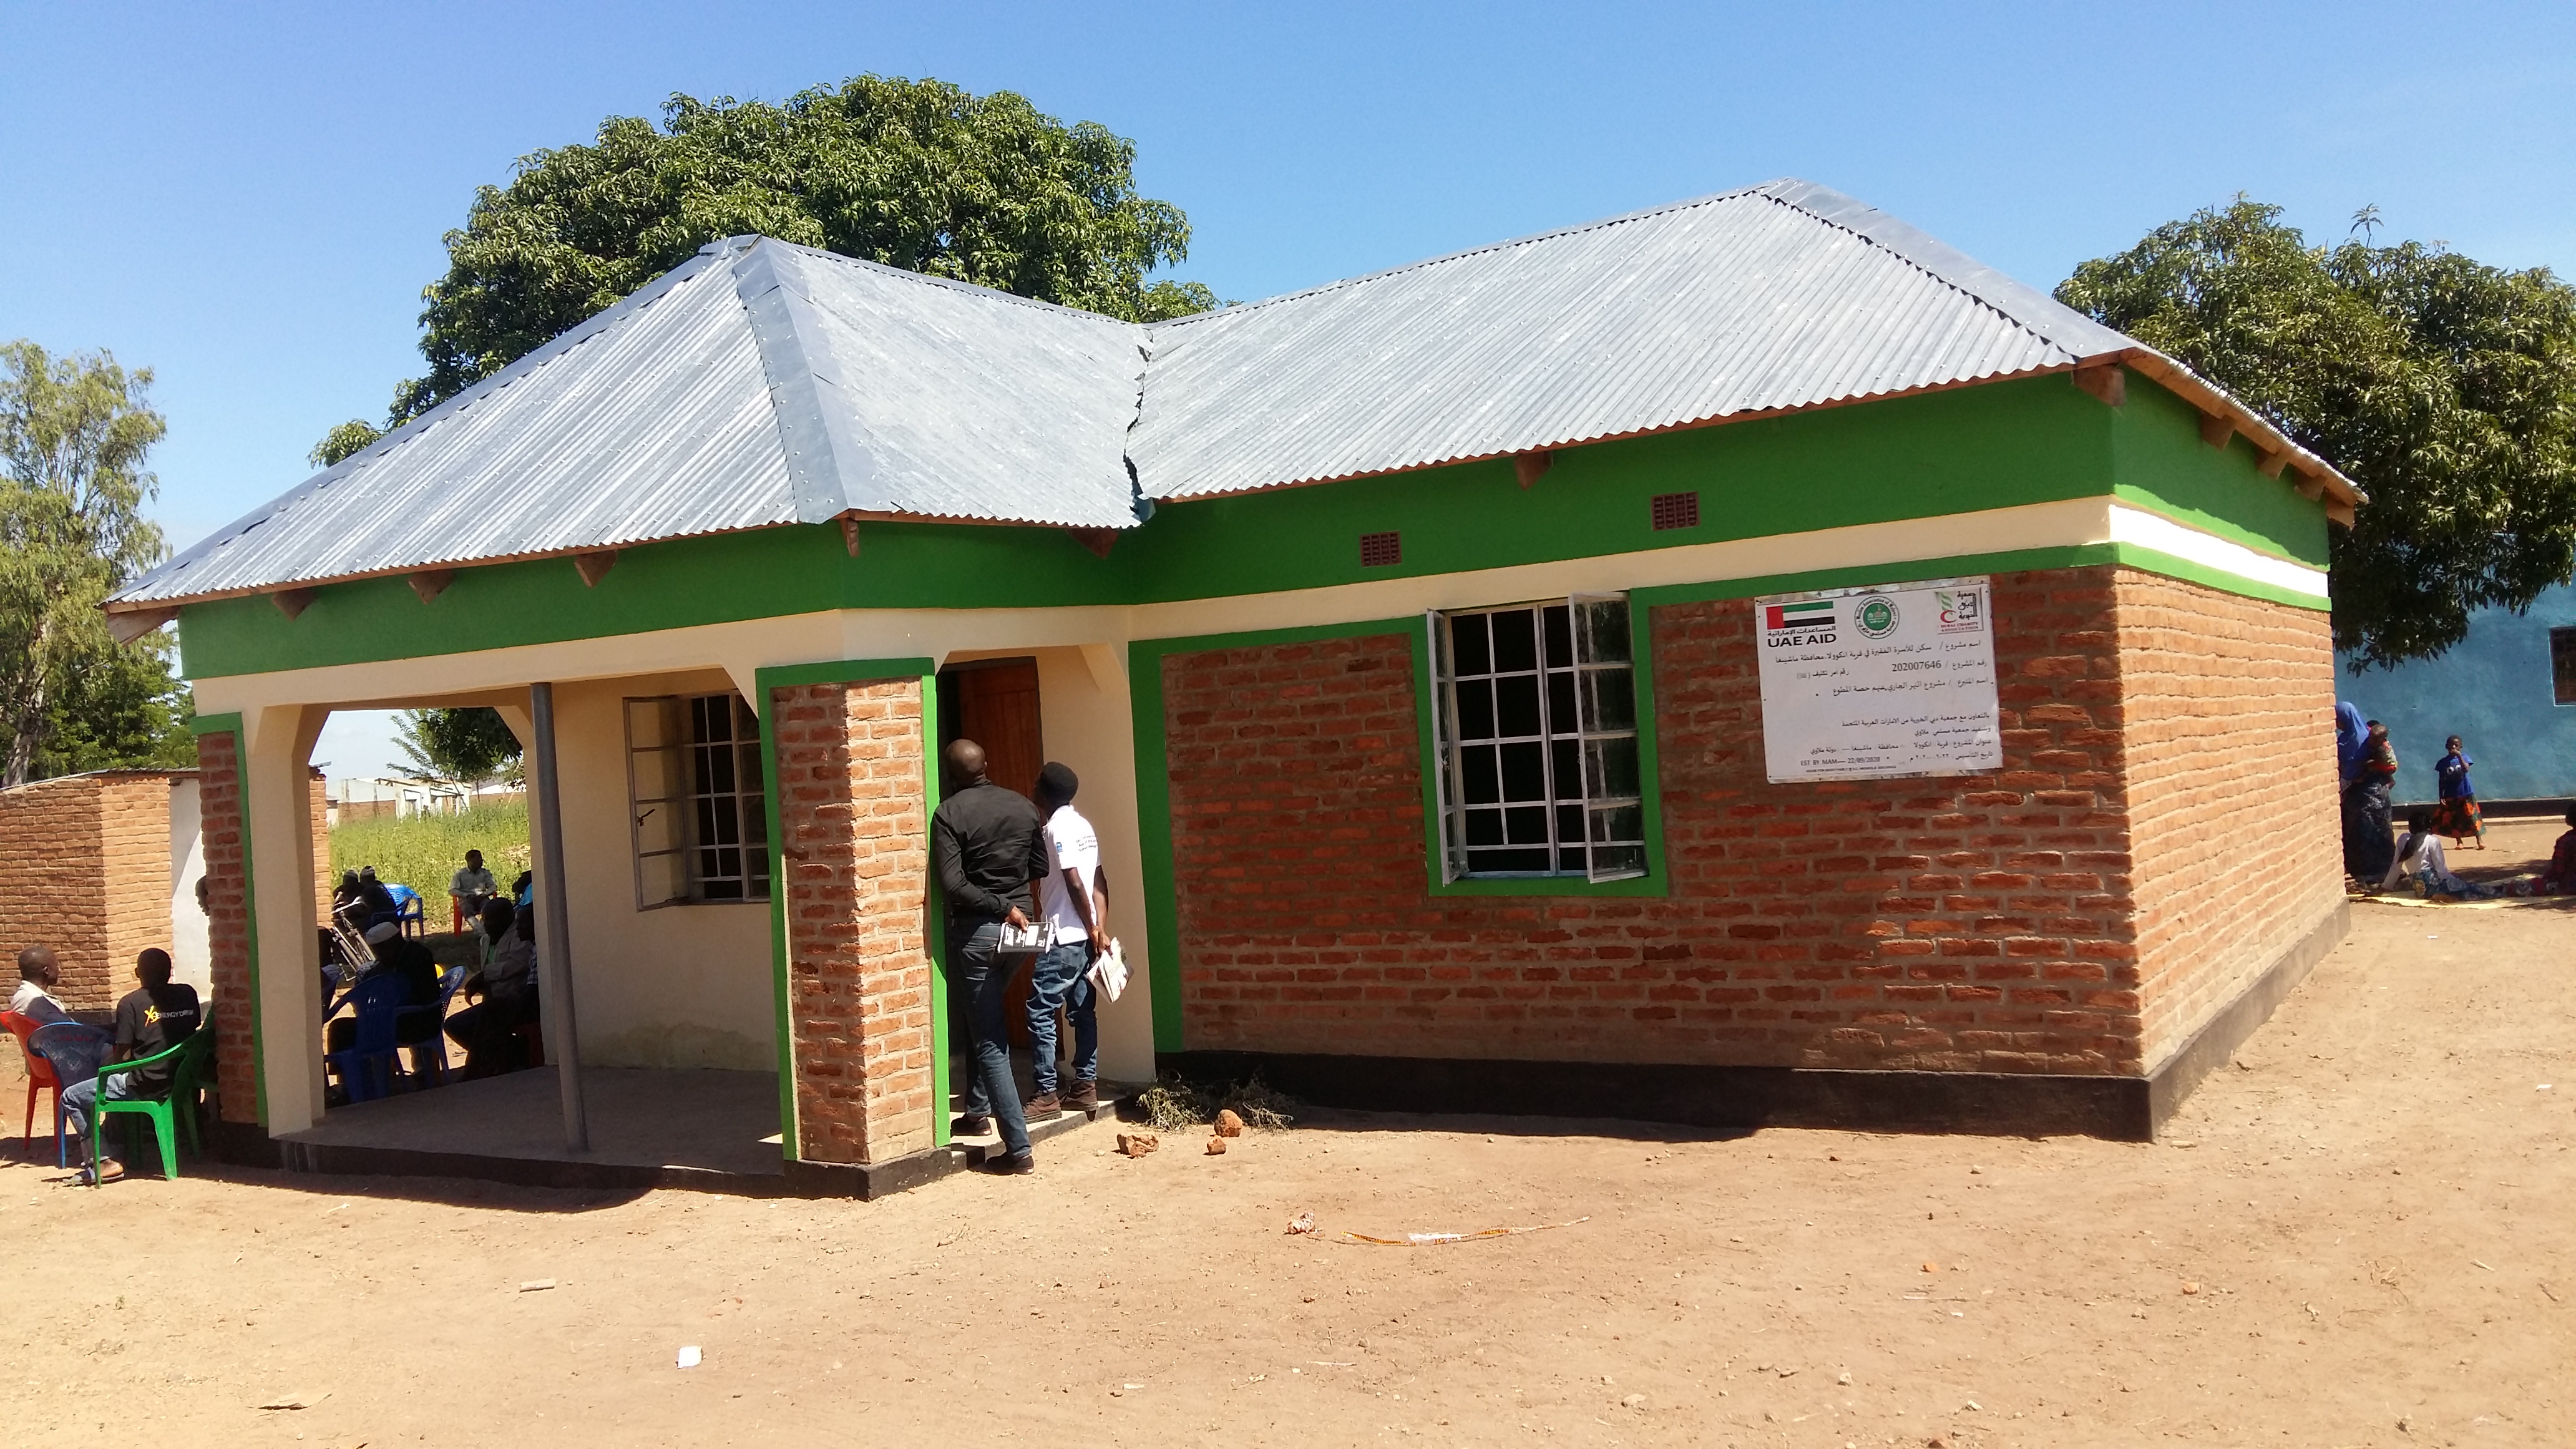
left=90, top=1007, right=215, bottom=1181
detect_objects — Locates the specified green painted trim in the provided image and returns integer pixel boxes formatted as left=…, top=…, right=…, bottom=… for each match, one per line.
left=2109, top=373, right=2331, bottom=569
left=751, top=657, right=943, bottom=1164
left=188, top=711, right=244, bottom=736
left=175, top=374, right=2326, bottom=680
left=2112, top=545, right=2331, bottom=612
left=920, top=677, right=949, bottom=1150
left=1129, top=620, right=1415, bottom=1052
left=1412, top=612, right=1671, bottom=898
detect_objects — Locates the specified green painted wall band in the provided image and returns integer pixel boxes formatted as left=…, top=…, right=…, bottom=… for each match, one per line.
left=175, top=373, right=2328, bottom=680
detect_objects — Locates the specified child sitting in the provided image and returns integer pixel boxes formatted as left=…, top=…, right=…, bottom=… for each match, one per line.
left=2383, top=807, right=2504, bottom=899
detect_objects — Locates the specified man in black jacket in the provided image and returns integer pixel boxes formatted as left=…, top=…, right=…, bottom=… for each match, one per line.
left=932, top=738, right=1047, bottom=1173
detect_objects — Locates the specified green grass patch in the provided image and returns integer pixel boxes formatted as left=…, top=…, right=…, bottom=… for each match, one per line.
left=330, top=801, right=532, bottom=910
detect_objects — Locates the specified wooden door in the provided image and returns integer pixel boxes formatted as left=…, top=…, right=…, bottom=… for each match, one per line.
left=953, top=659, right=1043, bottom=800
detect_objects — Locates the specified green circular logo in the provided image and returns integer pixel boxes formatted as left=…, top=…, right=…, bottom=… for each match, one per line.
left=1855, top=596, right=1900, bottom=638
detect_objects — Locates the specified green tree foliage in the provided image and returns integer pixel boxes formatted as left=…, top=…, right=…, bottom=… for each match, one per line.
left=392, top=706, right=523, bottom=786
left=309, top=419, right=386, bottom=467
left=391, top=76, right=1215, bottom=424
left=0, top=341, right=187, bottom=785
left=2058, top=200, right=2576, bottom=670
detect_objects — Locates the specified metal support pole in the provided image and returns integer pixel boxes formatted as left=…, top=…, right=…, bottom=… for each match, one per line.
left=529, top=681, right=588, bottom=1153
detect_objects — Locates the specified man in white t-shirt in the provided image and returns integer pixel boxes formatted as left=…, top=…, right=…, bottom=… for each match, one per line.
left=1023, top=761, right=1110, bottom=1116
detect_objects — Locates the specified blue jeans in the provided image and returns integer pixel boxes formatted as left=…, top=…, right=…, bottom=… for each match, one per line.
left=1027, top=940, right=1098, bottom=1098
left=951, top=920, right=1031, bottom=1156
left=59, top=1070, right=140, bottom=1164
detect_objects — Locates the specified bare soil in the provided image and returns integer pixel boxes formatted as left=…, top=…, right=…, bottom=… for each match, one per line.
left=4, top=819, right=2569, bottom=1447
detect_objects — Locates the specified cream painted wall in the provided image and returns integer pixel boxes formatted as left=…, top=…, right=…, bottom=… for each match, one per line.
left=167, top=777, right=212, bottom=993
left=549, top=670, right=776, bottom=1071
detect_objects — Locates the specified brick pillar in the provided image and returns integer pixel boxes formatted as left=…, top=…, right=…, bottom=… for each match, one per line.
left=196, top=729, right=258, bottom=1126
left=773, top=677, right=935, bottom=1165
left=308, top=768, right=332, bottom=920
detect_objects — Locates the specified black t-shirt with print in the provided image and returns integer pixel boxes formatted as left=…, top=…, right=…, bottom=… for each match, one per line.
left=112, top=983, right=202, bottom=1092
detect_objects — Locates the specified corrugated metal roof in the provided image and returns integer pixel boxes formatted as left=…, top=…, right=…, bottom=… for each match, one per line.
left=1127, top=179, right=2130, bottom=497
left=118, top=238, right=1144, bottom=607
left=113, top=178, right=2353, bottom=612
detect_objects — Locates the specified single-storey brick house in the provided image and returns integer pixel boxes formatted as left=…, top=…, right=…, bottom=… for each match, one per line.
left=109, top=179, right=2359, bottom=1189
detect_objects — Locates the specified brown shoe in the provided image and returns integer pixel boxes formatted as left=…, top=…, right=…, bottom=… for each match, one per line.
left=1025, top=1092, right=1062, bottom=1120
left=1063, top=1080, right=1100, bottom=1112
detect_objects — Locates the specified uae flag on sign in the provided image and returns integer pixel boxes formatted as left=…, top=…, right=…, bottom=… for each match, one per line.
left=1765, top=599, right=1833, bottom=632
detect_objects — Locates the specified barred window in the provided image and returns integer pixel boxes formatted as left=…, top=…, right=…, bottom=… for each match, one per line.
left=624, top=693, right=771, bottom=906
left=1429, top=595, right=1646, bottom=882
left=2554, top=627, right=2576, bottom=706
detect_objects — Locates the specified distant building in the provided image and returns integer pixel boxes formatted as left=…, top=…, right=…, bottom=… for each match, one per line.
left=2336, top=583, right=2576, bottom=804
left=327, top=775, right=523, bottom=823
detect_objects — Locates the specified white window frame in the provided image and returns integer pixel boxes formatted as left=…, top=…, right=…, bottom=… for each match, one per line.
left=1428, top=593, right=1646, bottom=884
left=623, top=692, right=770, bottom=907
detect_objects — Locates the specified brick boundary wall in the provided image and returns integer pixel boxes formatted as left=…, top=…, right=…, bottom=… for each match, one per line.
left=0, top=777, right=113, bottom=1007
left=195, top=731, right=258, bottom=1126
left=1163, top=565, right=2341, bottom=1079
left=100, top=777, right=177, bottom=1001
left=773, top=678, right=935, bottom=1164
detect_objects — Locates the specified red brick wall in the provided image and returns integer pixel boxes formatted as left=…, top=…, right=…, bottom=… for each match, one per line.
left=773, top=678, right=936, bottom=1164
left=0, top=773, right=182, bottom=1012
left=2116, top=572, right=2341, bottom=1066
left=0, top=776, right=112, bottom=1007
left=196, top=732, right=258, bottom=1125
left=1163, top=565, right=2339, bottom=1078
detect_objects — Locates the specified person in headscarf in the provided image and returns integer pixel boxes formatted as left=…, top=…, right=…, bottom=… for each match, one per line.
left=2348, top=720, right=2400, bottom=885
left=2336, top=702, right=2381, bottom=882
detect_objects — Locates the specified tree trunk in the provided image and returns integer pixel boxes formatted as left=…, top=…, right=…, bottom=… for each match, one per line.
left=2, top=615, right=52, bottom=788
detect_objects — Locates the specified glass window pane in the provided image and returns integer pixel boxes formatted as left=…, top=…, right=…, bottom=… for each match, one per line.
left=1456, top=680, right=1496, bottom=741
left=1460, top=744, right=1502, bottom=805
left=1468, top=846, right=1553, bottom=874
left=1585, top=737, right=1641, bottom=800
left=1451, top=613, right=1491, bottom=677
left=1574, top=597, right=1632, bottom=665
left=1588, top=842, right=1647, bottom=880
left=1551, top=738, right=1580, bottom=796
left=1583, top=666, right=1637, bottom=733
left=1547, top=671, right=1577, bottom=731
left=1543, top=605, right=1573, bottom=668
left=1465, top=808, right=1505, bottom=847
left=1490, top=608, right=1538, bottom=673
left=1504, top=805, right=1551, bottom=844
left=1588, top=802, right=1644, bottom=845
left=1498, top=741, right=1546, bottom=801
left=1495, top=675, right=1543, bottom=738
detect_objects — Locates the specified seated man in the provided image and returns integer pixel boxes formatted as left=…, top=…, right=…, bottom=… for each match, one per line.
left=2540, top=809, right=2576, bottom=895
left=60, top=948, right=202, bottom=1185
left=354, top=867, right=400, bottom=931
left=449, top=849, right=498, bottom=931
left=327, top=924, right=446, bottom=1078
left=9, top=945, right=72, bottom=1027
left=446, top=899, right=537, bottom=1078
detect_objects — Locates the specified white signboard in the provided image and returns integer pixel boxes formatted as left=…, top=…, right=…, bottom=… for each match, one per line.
left=1754, top=578, right=2002, bottom=783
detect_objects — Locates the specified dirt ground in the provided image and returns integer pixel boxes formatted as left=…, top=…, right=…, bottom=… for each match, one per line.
left=4, top=819, right=2570, bottom=1448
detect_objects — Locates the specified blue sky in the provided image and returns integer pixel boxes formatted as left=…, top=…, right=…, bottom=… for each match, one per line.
left=4, top=1, right=2569, bottom=773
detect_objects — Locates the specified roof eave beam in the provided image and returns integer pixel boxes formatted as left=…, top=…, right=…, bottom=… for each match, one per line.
left=105, top=606, right=178, bottom=645
left=574, top=551, right=618, bottom=587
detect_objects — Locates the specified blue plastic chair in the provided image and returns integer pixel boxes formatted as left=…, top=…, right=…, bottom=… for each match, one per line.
left=26, top=1023, right=112, bottom=1167
left=326, top=973, right=412, bottom=1103
left=398, top=965, right=467, bottom=1087
left=387, top=884, right=427, bottom=938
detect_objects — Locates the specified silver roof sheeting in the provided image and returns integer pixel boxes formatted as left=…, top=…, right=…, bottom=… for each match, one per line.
left=119, top=237, right=1144, bottom=605
left=1127, top=179, right=2135, bottom=497
left=115, top=178, right=2348, bottom=611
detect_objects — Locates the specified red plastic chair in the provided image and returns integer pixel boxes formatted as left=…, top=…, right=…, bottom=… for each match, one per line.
left=2, top=1010, right=64, bottom=1161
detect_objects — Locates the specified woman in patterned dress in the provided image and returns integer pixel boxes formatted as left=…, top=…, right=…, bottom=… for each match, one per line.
left=2431, top=735, right=2484, bottom=849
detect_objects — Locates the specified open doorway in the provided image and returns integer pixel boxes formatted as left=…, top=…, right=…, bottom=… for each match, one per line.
left=932, top=656, right=1086, bottom=1146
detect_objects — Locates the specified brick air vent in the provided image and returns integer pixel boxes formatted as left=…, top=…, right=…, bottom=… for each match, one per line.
left=1359, top=531, right=1402, bottom=567
left=1651, top=491, right=1700, bottom=531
